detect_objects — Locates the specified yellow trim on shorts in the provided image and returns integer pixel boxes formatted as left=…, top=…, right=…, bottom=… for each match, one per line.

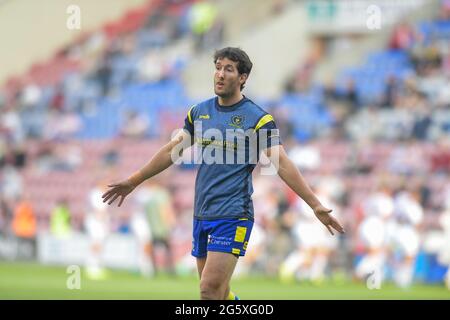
left=234, top=226, right=247, bottom=243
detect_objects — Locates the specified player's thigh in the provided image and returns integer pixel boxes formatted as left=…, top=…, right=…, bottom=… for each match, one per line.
left=196, top=257, right=207, bottom=279
left=201, top=251, right=238, bottom=287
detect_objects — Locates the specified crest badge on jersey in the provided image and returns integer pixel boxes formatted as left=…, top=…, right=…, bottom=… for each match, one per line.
left=230, top=115, right=244, bottom=128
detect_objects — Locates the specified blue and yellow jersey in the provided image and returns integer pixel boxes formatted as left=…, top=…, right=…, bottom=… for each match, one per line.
left=183, top=96, right=281, bottom=221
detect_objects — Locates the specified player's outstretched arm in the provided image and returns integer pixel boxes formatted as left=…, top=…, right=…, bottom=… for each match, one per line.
left=264, top=145, right=345, bottom=235
left=102, top=129, right=193, bottom=207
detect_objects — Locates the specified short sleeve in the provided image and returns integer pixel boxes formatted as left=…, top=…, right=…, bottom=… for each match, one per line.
left=255, top=114, right=282, bottom=150
left=183, top=105, right=196, bottom=135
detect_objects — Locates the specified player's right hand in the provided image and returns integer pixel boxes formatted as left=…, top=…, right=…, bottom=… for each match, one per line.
left=101, top=180, right=136, bottom=207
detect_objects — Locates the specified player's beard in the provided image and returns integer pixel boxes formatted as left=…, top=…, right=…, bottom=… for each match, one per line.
left=215, top=87, right=230, bottom=98
left=214, top=79, right=238, bottom=98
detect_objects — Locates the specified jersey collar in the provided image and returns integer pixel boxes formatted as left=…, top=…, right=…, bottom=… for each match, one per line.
left=215, top=96, right=248, bottom=112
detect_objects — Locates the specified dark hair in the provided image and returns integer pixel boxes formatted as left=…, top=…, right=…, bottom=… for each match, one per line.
left=214, top=47, right=253, bottom=90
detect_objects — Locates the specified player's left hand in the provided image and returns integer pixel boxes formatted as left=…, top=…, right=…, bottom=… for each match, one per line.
left=101, top=179, right=136, bottom=207
left=313, top=205, right=345, bottom=235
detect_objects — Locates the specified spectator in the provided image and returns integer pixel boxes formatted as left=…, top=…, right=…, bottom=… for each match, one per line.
left=11, top=195, right=37, bottom=259
left=380, top=75, right=398, bottom=109
left=49, top=86, right=65, bottom=112
left=44, top=109, right=82, bottom=141
left=188, top=1, right=219, bottom=52
left=119, top=110, right=150, bottom=139
left=429, top=138, right=450, bottom=173
left=0, top=195, right=13, bottom=236
left=95, top=56, right=112, bottom=96
left=19, top=84, right=42, bottom=110
left=0, top=104, right=25, bottom=145
left=1, top=165, right=23, bottom=202
left=389, top=21, right=418, bottom=50
left=50, top=199, right=72, bottom=238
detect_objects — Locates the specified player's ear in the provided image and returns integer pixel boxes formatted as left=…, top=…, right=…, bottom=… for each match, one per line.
left=239, top=73, right=248, bottom=85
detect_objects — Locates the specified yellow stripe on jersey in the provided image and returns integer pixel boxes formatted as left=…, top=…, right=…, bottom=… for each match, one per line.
left=234, top=226, right=247, bottom=243
left=254, top=114, right=274, bottom=131
left=187, top=105, right=196, bottom=124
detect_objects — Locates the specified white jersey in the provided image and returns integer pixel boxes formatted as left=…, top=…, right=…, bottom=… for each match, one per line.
left=293, top=194, right=339, bottom=250
left=85, top=187, right=110, bottom=241
left=85, top=211, right=109, bottom=241
left=394, top=192, right=424, bottom=226
left=364, top=192, right=394, bottom=218
left=392, top=224, right=421, bottom=257
left=130, top=211, right=152, bottom=242
left=359, top=215, right=389, bottom=250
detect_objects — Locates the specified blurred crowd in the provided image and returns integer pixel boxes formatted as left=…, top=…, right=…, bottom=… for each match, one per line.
left=0, top=0, right=449, bottom=289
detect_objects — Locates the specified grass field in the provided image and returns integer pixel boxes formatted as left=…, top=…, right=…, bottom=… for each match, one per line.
left=0, top=262, right=449, bottom=300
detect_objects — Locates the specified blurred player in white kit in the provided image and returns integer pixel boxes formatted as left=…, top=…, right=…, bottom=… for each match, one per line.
left=130, top=187, right=154, bottom=277
left=391, top=190, right=423, bottom=288
left=84, top=184, right=111, bottom=280
left=280, top=185, right=340, bottom=283
left=438, top=186, right=450, bottom=290
left=355, top=186, right=395, bottom=285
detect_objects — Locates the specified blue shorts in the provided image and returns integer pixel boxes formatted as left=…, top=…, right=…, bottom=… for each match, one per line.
left=192, top=218, right=254, bottom=258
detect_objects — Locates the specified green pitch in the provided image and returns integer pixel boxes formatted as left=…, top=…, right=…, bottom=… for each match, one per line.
left=0, top=262, right=449, bottom=300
